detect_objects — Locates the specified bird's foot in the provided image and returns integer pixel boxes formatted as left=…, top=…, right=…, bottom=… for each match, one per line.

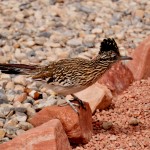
left=65, top=99, right=79, bottom=115
left=57, top=96, right=79, bottom=114
left=71, top=94, right=86, bottom=110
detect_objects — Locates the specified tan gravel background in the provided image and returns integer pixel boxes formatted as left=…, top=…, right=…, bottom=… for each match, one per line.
left=0, top=0, right=150, bottom=148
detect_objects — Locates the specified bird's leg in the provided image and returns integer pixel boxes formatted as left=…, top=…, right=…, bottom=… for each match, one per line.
left=57, top=95, right=79, bottom=114
left=70, top=94, right=86, bottom=110
left=65, top=99, right=79, bottom=114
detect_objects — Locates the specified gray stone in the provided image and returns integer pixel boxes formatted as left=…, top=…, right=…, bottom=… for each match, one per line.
left=18, top=121, right=33, bottom=131
left=16, top=112, right=27, bottom=122
left=67, top=38, right=82, bottom=47
left=14, top=107, right=27, bottom=113
left=5, top=126, right=17, bottom=138
left=38, top=31, right=51, bottom=38
left=26, top=107, right=36, bottom=118
left=0, top=89, right=7, bottom=102
left=0, top=118, right=5, bottom=127
left=4, top=118, right=18, bottom=128
left=0, top=105, right=13, bottom=118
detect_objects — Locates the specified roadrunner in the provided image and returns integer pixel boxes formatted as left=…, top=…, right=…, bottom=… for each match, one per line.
left=0, top=38, right=132, bottom=113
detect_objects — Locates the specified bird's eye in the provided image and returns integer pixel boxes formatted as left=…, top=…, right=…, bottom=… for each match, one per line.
left=111, top=53, right=117, bottom=60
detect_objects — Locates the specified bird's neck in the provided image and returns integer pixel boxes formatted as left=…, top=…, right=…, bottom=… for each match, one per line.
left=90, top=55, right=113, bottom=70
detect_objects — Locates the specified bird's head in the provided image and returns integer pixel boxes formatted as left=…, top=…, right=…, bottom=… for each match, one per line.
left=99, top=38, right=132, bottom=63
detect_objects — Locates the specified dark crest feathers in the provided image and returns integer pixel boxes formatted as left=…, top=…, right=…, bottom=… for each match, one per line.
left=99, top=38, right=119, bottom=55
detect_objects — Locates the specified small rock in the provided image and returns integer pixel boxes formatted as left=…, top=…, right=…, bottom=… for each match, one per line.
left=14, top=49, right=26, bottom=61
left=23, top=40, right=35, bottom=47
left=14, top=85, right=25, bottom=92
left=6, top=90, right=16, bottom=101
left=84, top=42, right=95, bottom=48
left=26, top=107, right=36, bottom=118
left=0, top=89, right=8, bottom=102
left=67, top=38, right=82, bottom=47
left=18, top=121, right=33, bottom=131
left=0, top=74, right=11, bottom=79
left=14, top=107, right=27, bottom=113
left=0, top=118, right=5, bottom=127
left=129, top=118, right=139, bottom=126
left=102, top=121, right=113, bottom=130
left=13, top=101, right=22, bottom=107
left=14, top=93, right=27, bottom=103
left=16, top=112, right=27, bottom=122
left=91, top=28, right=103, bottom=34
left=5, top=82, right=15, bottom=90
left=14, top=76, right=27, bottom=86
left=24, top=88, right=42, bottom=100
left=38, top=31, right=51, bottom=38
left=5, top=126, right=17, bottom=138
left=134, top=9, right=144, bottom=18
left=16, top=129, right=25, bottom=136
left=0, top=129, right=6, bottom=139
left=0, top=137, right=9, bottom=144
left=0, top=99, right=9, bottom=104
left=4, top=118, right=18, bottom=128
left=0, top=105, right=13, bottom=117
left=109, top=135, right=117, bottom=141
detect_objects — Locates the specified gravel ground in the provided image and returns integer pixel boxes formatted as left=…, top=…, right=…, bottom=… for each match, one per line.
left=73, top=79, right=150, bottom=150
left=0, top=0, right=150, bottom=146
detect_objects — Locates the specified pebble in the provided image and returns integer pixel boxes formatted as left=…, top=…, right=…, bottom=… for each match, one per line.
left=26, top=107, right=36, bottom=118
left=129, top=118, right=139, bottom=126
left=102, top=121, right=113, bottom=130
left=0, top=104, right=13, bottom=118
left=91, top=28, right=103, bottom=34
left=16, top=112, right=27, bottom=122
left=17, top=121, right=33, bottom=131
left=23, top=40, right=35, bottom=47
left=5, top=127, right=17, bottom=138
left=14, top=93, right=27, bottom=103
left=13, top=76, right=27, bottom=86
left=16, top=129, right=25, bottom=136
left=4, top=118, right=18, bottom=128
left=5, top=82, right=15, bottom=90
left=0, top=89, right=8, bottom=102
left=14, top=49, right=26, bottom=61
left=14, top=85, right=25, bottom=92
left=14, top=107, right=27, bottom=113
left=0, top=129, right=6, bottom=139
left=0, top=118, right=5, bottom=127
left=67, top=38, right=82, bottom=47
left=109, top=135, right=118, bottom=141
left=6, top=90, right=16, bottom=101
left=38, top=31, right=51, bottom=38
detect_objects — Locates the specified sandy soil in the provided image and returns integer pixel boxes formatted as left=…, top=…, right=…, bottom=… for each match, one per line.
left=73, top=78, right=150, bottom=150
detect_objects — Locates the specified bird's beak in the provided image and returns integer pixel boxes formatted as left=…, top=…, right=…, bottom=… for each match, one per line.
left=119, top=56, right=133, bottom=60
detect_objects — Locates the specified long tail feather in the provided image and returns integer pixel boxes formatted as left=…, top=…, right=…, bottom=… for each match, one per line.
left=0, top=63, right=38, bottom=75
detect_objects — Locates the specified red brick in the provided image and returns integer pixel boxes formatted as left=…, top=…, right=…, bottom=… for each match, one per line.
left=98, top=62, right=134, bottom=94
left=0, top=119, right=71, bottom=150
left=127, top=36, right=150, bottom=80
left=75, top=83, right=112, bottom=113
left=29, top=102, right=92, bottom=144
